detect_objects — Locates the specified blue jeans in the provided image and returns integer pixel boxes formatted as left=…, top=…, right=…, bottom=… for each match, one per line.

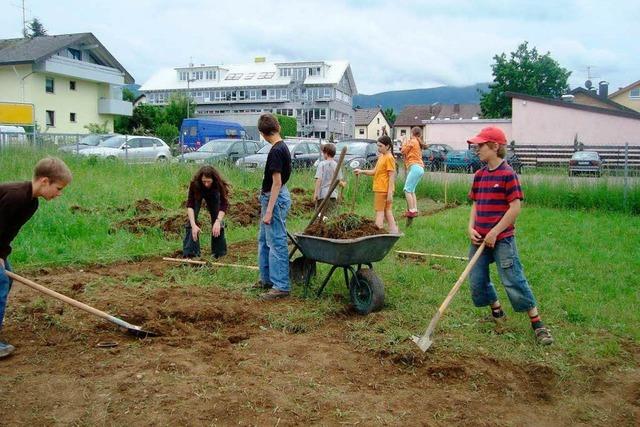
left=468, top=236, right=537, bottom=312
left=0, top=259, right=13, bottom=330
left=258, top=187, right=291, bottom=292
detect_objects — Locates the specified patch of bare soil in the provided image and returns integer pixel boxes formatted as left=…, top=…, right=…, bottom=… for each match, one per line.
left=112, top=214, right=186, bottom=236
left=305, top=213, right=386, bottom=239
left=0, top=260, right=638, bottom=425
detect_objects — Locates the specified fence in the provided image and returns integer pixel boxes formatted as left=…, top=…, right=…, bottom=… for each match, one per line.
left=512, top=144, right=640, bottom=171
left=0, top=131, right=85, bottom=148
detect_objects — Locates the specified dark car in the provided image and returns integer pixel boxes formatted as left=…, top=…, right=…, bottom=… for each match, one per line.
left=445, top=149, right=482, bottom=172
left=334, top=139, right=378, bottom=170
left=236, top=140, right=321, bottom=170
left=422, top=148, right=446, bottom=171
left=177, top=139, right=261, bottom=164
left=569, top=150, right=602, bottom=177
left=429, top=143, right=455, bottom=157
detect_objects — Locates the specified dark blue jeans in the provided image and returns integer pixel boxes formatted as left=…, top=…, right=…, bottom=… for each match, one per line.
left=468, top=236, right=537, bottom=312
left=258, top=187, right=291, bottom=292
left=0, top=259, right=13, bottom=330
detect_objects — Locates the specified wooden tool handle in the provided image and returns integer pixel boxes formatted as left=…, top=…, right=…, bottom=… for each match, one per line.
left=419, top=242, right=486, bottom=339
left=6, top=271, right=121, bottom=324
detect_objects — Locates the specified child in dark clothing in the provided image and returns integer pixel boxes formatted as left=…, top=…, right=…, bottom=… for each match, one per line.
left=183, top=165, right=230, bottom=259
left=0, top=157, right=72, bottom=358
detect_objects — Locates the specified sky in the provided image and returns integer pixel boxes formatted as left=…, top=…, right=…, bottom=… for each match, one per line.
left=1, top=0, right=639, bottom=94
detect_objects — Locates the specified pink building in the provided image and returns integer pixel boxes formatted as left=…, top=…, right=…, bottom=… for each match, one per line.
left=423, top=119, right=512, bottom=149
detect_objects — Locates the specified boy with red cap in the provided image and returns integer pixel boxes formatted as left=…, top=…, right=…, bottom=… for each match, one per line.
left=466, top=126, right=553, bottom=345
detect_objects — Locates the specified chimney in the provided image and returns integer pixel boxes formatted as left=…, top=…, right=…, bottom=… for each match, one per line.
left=255, top=57, right=266, bottom=63
left=598, top=81, right=609, bottom=99
left=561, top=94, right=575, bottom=103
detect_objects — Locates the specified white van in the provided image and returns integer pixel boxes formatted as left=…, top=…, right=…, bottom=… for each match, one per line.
left=0, top=125, right=27, bottom=144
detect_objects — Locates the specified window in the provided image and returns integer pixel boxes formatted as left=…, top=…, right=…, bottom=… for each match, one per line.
left=400, top=130, right=406, bottom=136
left=190, top=126, right=197, bottom=136
left=630, top=88, right=640, bottom=98
left=46, top=77, right=54, bottom=93
left=225, top=73, right=243, bottom=80
left=69, top=81, right=76, bottom=91
left=46, top=110, right=55, bottom=127
left=205, top=70, right=216, bottom=79
left=279, top=89, right=288, bottom=99
left=261, top=89, right=268, bottom=98
left=268, top=89, right=276, bottom=100
left=279, top=68, right=292, bottom=77
left=323, top=87, right=332, bottom=98
left=257, top=72, right=275, bottom=79
left=377, top=117, right=380, bottom=124
left=249, top=89, right=257, bottom=100
left=359, top=128, right=364, bottom=135
left=70, top=112, right=76, bottom=122
left=140, top=138, right=155, bottom=148
left=308, top=67, right=321, bottom=76
left=376, top=130, right=380, bottom=136
left=68, top=48, right=82, bottom=60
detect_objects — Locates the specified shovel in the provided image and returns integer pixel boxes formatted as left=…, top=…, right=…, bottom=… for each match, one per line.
left=6, top=271, right=159, bottom=338
left=411, top=242, right=485, bottom=352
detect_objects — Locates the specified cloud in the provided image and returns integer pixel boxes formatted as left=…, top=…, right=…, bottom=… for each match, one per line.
left=0, top=0, right=638, bottom=93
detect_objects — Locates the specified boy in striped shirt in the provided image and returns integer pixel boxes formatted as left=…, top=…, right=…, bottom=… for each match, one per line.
left=467, top=127, right=553, bottom=345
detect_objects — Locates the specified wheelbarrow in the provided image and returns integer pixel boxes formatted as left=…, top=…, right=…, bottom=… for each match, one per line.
left=288, top=232, right=402, bottom=314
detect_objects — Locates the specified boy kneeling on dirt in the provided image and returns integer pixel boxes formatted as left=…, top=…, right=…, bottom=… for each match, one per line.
left=466, top=127, right=553, bottom=345
left=313, top=142, right=345, bottom=218
left=0, top=157, right=73, bottom=358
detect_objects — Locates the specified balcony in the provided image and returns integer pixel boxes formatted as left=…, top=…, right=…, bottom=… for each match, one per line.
left=98, top=98, right=133, bottom=116
left=35, top=56, right=126, bottom=85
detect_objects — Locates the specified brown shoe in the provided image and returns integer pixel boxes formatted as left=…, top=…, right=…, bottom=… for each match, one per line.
left=261, top=289, right=290, bottom=300
left=252, top=280, right=272, bottom=290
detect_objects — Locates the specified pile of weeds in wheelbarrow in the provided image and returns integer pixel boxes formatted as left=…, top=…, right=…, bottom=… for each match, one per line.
left=304, top=213, right=386, bottom=239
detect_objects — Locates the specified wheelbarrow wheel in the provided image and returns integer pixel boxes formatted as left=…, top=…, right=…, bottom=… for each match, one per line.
left=349, top=268, right=384, bottom=315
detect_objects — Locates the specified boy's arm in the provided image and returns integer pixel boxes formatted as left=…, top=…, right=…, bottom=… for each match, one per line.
left=468, top=202, right=482, bottom=245
left=263, top=172, right=282, bottom=224
left=483, top=199, right=521, bottom=247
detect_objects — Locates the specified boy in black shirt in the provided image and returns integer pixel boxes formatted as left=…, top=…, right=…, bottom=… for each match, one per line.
left=256, top=114, right=292, bottom=300
left=0, top=157, right=72, bottom=358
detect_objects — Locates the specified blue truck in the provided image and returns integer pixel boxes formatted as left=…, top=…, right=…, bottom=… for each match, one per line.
left=179, top=119, right=247, bottom=150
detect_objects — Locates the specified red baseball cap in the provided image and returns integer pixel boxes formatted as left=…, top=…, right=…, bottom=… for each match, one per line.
left=467, top=126, right=507, bottom=145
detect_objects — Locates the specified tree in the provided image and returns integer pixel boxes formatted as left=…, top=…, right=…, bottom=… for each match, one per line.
left=25, top=18, right=48, bottom=38
left=163, top=93, right=196, bottom=129
left=128, top=104, right=163, bottom=134
left=155, top=122, right=179, bottom=145
left=84, top=121, right=110, bottom=134
left=275, top=114, right=297, bottom=138
left=383, top=108, right=396, bottom=125
left=479, top=42, right=571, bottom=118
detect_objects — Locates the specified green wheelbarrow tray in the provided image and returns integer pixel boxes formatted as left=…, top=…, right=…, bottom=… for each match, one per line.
left=290, top=232, right=403, bottom=315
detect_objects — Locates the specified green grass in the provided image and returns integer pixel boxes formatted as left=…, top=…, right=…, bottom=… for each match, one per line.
left=1, top=146, right=639, bottom=374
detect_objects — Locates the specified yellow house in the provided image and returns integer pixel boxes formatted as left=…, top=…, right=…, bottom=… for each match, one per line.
left=353, top=108, right=390, bottom=139
left=0, top=33, right=133, bottom=133
left=609, top=80, right=640, bottom=113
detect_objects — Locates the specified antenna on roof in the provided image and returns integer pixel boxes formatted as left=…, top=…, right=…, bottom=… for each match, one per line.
left=21, top=0, right=27, bottom=37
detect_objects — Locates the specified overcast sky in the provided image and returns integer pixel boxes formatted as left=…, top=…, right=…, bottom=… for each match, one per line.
left=2, top=0, right=639, bottom=94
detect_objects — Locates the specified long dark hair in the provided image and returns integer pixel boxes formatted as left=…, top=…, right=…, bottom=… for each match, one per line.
left=377, top=135, right=394, bottom=155
left=190, top=165, right=230, bottom=202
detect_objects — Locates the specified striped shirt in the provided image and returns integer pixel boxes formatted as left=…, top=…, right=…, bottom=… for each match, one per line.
left=468, top=160, right=523, bottom=241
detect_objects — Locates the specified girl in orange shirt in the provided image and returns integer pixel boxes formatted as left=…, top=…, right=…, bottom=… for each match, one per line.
left=354, top=135, right=399, bottom=234
left=400, top=126, right=426, bottom=218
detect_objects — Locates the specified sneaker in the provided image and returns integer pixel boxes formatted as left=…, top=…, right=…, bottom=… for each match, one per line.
left=261, top=289, right=290, bottom=301
left=534, top=327, right=554, bottom=345
left=0, top=341, right=15, bottom=359
left=407, top=211, right=419, bottom=218
left=480, top=314, right=508, bottom=334
left=252, top=280, right=273, bottom=290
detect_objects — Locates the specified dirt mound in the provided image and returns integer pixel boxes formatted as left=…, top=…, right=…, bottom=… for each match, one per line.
left=227, top=188, right=315, bottom=226
left=305, top=214, right=386, bottom=239
left=112, top=214, right=186, bottom=235
left=290, top=187, right=306, bottom=195
left=134, top=198, right=165, bottom=215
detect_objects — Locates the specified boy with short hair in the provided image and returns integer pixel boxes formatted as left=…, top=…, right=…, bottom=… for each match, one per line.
left=466, top=127, right=553, bottom=345
left=0, top=157, right=73, bottom=358
left=313, top=143, right=345, bottom=217
left=255, top=114, right=292, bottom=300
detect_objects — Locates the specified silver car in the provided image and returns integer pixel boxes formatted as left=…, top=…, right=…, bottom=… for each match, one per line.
left=569, top=151, right=602, bottom=177
left=80, top=135, right=172, bottom=163
left=58, top=134, right=117, bottom=154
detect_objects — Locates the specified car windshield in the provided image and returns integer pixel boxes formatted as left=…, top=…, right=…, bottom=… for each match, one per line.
left=78, top=134, right=107, bottom=146
left=99, top=136, right=126, bottom=148
left=336, top=142, right=368, bottom=156
left=256, top=142, right=298, bottom=154
left=450, top=150, right=468, bottom=156
left=199, top=140, right=234, bottom=153
left=573, top=151, right=599, bottom=160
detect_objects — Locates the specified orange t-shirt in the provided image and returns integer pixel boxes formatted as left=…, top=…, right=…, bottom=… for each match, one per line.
left=400, top=137, right=424, bottom=168
left=373, top=152, right=396, bottom=193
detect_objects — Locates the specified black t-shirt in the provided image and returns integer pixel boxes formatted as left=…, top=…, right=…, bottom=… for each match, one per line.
left=261, top=141, right=291, bottom=193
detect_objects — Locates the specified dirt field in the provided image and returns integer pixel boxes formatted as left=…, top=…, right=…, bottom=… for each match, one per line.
left=1, top=257, right=638, bottom=426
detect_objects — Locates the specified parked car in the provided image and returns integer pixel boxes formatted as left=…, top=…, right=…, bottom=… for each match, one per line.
left=236, top=140, right=321, bottom=170
left=0, top=125, right=28, bottom=145
left=80, top=135, right=172, bottom=163
left=569, top=150, right=602, bottom=176
left=445, top=149, right=482, bottom=172
left=428, top=143, right=455, bottom=156
left=422, top=148, right=446, bottom=171
left=506, top=151, right=523, bottom=174
left=58, top=134, right=118, bottom=154
left=334, top=139, right=378, bottom=170
left=177, top=139, right=261, bottom=164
